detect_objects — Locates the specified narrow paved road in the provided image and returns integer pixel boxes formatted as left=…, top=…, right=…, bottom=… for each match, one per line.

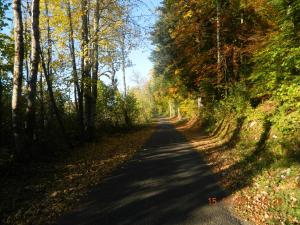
left=57, top=119, right=245, bottom=225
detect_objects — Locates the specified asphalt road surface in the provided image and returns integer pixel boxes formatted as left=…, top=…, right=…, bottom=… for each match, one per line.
left=57, top=119, right=246, bottom=225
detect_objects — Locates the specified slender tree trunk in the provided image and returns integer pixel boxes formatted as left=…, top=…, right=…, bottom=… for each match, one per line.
left=74, top=84, right=78, bottom=112
left=39, top=72, right=44, bottom=129
left=169, top=101, right=173, bottom=118
left=216, top=0, right=221, bottom=71
left=0, top=68, right=3, bottom=145
left=44, top=0, right=55, bottom=119
left=81, top=0, right=92, bottom=140
left=12, top=0, right=24, bottom=155
left=121, top=32, right=127, bottom=97
left=120, top=29, right=130, bottom=127
left=24, top=0, right=30, bottom=86
left=91, top=0, right=100, bottom=139
left=26, top=0, right=40, bottom=144
left=40, top=0, right=71, bottom=147
left=66, top=0, right=84, bottom=135
left=216, top=0, right=227, bottom=95
left=40, top=53, right=72, bottom=148
left=239, top=0, right=246, bottom=81
left=111, top=64, right=117, bottom=91
left=177, top=107, right=181, bottom=120
left=45, top=1, right=51, bottom=84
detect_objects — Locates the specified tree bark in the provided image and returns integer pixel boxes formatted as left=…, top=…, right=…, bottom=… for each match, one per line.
left=81, top=0, right=92, bottom=140
left=44, top=0, right=55, bottom=119
left=24, top=0, right=30, bottom=86
left=0, top=68, right=3, bottom=145
left=121, top=31, right=127, bottom=97
left=111, top=64, right=117, bottom=91
left=12, top=0, right=24, bottom=155
left=39, top=71, right=44, bottom=129
left=216, top=0, right=221, bottom=70
left=26, top=0, right=40, bottom=144
left=91, top=0, right=100, bottom=139
left=66, top=0, right=84, bottom=136
left=121, top=28, right=130, bottom=127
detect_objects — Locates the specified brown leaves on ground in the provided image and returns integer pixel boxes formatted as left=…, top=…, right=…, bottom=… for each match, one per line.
left=0, top=126, right=155, bottom=225
left=175, top=117, right=300, bottom=225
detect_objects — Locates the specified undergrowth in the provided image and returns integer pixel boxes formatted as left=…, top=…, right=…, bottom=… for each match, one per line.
left=179, top=81, right=300, bottom=225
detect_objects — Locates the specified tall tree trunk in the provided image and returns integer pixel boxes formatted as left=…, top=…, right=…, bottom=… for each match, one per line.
left=121, top=32, right=127, bottom=97
left=41, top=0, right=71, bottom=147
left=169, top=100, right=173, bottom=118
left=91, top=0, right=100, bottom=139
left=66, top=0, right=84, bottom=136
left=120, top=28, right=130, bottom=127
left=39, top=72, right=44, bottom=129
left=0, top=68, right=3, bottom=145
left=12, top=0, right=24, bottom=155
left=216, top=0, right=227, bottom=95
left=81, top=0, right=92, bottom=140
left=26, top=0, right=40, bottom=144
left=111, top=64, right=117, bottom=91
left=216, top=0, right=221, bottom=71
left=44, top=0, right=54, bottom=119
left=24, top=0, right=30, bottom=86
left=40, top=53, right=72, bottom=148
left=45, top=0, right=51, bottom=84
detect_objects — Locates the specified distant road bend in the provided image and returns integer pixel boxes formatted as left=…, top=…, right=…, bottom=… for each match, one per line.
left=57, top=118, right=247, bottom=225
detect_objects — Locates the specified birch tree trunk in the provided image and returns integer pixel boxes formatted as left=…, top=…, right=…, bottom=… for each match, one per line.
left=91, top=0, right=100, bottom=139
left=121, top=32, right=127, bottom=97
left=26, top=0, right=40, bottom=144
left=121, top=29, right=130, bottom=127
left=81, top=0, right=92, bottom=140
left=12, top=0, right=24, bottom=154
left=66, top=0, right=84, bottom=135
left=24, top=0, right=30, bottom=85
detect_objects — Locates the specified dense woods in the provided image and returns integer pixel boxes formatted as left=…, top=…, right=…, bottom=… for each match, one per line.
left=149, top=0, right=300, bottom=223
left=150, top=0, right=299, bottom=158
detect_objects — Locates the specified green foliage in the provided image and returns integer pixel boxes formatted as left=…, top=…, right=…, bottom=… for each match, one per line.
left=131, top=86, right=153, bottom=123
left=218, top=83, right=251, bottom=116
left=123, top=93, right=139, bottom=126
left=249, top=31, right=300, bottom=96
left=149, top=74, right=170, bottom=115
left=0, top=0, right=10, bottom=30
left=179, top=98, right=198, bottom=118
left=96, top=82, right=141, bottom=129
left=270, top=81, right=300, bottom=158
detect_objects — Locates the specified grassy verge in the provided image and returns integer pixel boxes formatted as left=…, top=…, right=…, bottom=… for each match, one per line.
left=0, top=125, right=155, bottom=225
left=175, top=116, right=300, bottom=225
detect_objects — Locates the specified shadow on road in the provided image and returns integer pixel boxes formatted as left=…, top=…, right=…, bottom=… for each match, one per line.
left=57, top=119, right=244, bottom=225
